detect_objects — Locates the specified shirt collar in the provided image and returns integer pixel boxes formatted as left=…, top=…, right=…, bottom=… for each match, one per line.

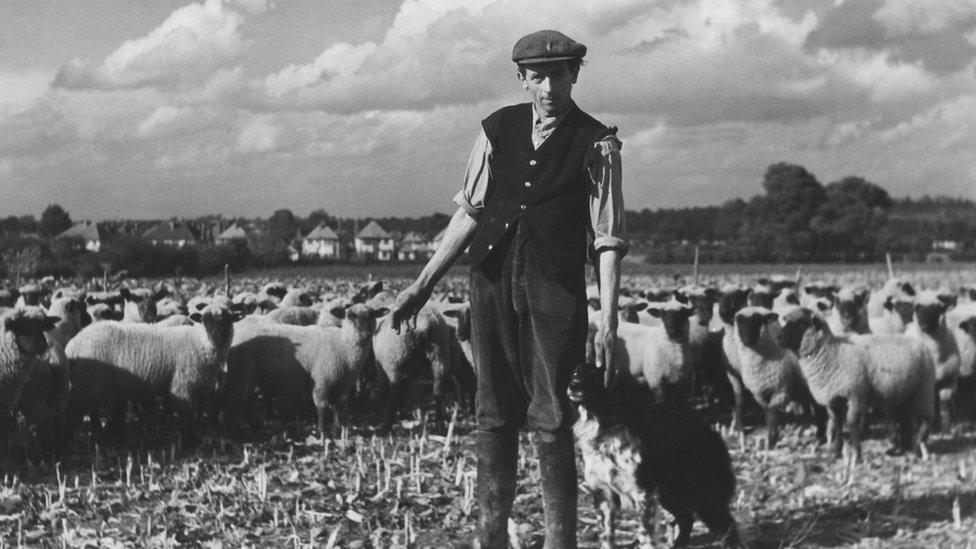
left=532, top=101, right=575, bottom=129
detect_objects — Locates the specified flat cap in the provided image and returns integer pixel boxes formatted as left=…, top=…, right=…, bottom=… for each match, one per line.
left=512, top=29, right=586, bottom=64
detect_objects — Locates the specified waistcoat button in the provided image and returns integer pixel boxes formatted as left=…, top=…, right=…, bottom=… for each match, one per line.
left=529, top=160, right=537, bottom=166
left=524, top=181, right=532, bottom=188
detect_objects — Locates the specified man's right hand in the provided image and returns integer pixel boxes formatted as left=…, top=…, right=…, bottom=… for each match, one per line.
left=390, top=283, right=431, bottom=334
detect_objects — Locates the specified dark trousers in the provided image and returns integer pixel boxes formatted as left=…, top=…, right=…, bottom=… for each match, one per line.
left=469, top=224, right=587, bottom=432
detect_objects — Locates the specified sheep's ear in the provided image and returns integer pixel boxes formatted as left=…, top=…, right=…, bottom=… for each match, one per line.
left=815, top=300, right=830, bottom=313
left=618, top=288, right=631, bottom=298
left=856, top=289, right=870, bottom=307
left=672, top=290, right=689, bottom=305
left=632, top=301, right=648, bottom=313
left=763, top=312, right=779, bottom=324
left=447, top=295, right=463, bottom=304
left=371, top=307, right=390, bottom=319
left=958, top=319, right=971, bottom=332
left=587, top=298, right=601, bottom=311
left=329, top=306, right=346, bottom=320
left=3, top=315, right=20, bottom=333
left=803, top=286, right=816, bottom=295
left=969, top=288, right=976, bottom=301
left=646, top=306, right=662, bottom=318
left=188, top=312, right=203, bottom=323
left=43, top=316, right=60, bottom=331
left=367, top=281, right=383, bottom=297
left=937, top=294, right=957, bottom=310
left=827, top=285, right=840, bottom=296
left=152, top=288, right=169, bottom=301
left=119, top=287, right=134, bottom=301
left=757, top=278, right=770, bottom=286
left=85, top=294, right=96, bottom=305
left=883, top=296, right=894, bottom=311
left=901, top=282, right=916, bottom=296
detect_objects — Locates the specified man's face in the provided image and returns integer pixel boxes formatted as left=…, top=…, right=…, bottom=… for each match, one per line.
left=517, top=61, right=578, bottom=117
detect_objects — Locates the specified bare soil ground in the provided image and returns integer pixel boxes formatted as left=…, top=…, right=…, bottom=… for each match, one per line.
left=4, top=408, right=976, bottom=548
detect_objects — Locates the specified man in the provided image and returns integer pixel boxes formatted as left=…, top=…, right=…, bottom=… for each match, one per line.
left=390, top=29, right=626, bottom=547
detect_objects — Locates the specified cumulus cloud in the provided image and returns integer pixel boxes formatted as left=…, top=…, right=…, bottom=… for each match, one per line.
left=53, top=0, right=252, bottom=90
left=0, top=69, right=54, bottom=116
left=1, top=0, right=974, bottom=219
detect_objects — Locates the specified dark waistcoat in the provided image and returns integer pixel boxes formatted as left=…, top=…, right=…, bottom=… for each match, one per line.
left=469, top=103, right=608, bottom=279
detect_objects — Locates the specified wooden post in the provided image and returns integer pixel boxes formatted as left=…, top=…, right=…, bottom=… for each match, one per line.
left=693, top=245, right=700, bottom=285
left=885, top=253, right=895, bottom=279
left=224, top=264, right=231, bottom=297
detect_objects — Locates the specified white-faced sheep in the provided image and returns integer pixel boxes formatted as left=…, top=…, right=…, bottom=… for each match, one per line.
left=65, top=303, right=239, bottom=444
left=0, top=308, right=60, bottom=440
left=906, top=290, right=962, bottom=430
left=221, top=303, right=387, bottom=435
left=733, top=306, right=820, bottom=448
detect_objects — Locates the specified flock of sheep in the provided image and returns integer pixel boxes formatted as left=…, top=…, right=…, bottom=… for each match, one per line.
left=588, top=274, right=976, bottom=466
left=0, top=269, right=974, bottom=474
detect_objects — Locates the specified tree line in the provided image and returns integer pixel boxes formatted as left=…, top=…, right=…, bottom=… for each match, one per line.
left=627, top=163, right=976, bottom=263
left=1, top=163, right=973, bottom=280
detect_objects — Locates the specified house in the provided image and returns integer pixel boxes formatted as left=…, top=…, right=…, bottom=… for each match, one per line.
left=397, top=231, right=435, bottom=262
left=215, top=222, right=250, bottom=244
left=354, top=220, right=394, bottom=261
left=143, top=220, right=198, bottom=248
left=302, top=224, right=341, bottom=260
left=57, top=221, right=103, bottom=252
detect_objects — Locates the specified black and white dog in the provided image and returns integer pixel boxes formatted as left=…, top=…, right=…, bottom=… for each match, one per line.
left=569, top=362, right=742, bottom=548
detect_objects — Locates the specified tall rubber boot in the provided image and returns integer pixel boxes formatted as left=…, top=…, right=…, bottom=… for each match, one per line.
left=475, top=428, right=519, bottom=548
left=536, top=428, right=578, bottom=549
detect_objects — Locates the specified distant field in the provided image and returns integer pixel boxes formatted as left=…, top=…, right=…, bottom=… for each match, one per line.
left=213, top=259, right=976, bottom=288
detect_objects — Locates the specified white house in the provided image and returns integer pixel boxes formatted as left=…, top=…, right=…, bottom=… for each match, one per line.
left=58, top=221, right=103, bottom=252
left=302, top=223, right=341, bottom=260
left=143, top=220, right=197, bottom=248
left=355, top=220, right=394, bottom=261
left=397, top=231, right=435, bottom=262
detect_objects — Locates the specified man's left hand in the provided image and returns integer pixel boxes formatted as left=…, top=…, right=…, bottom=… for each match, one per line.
left=593, top=318, right=619, bottom=388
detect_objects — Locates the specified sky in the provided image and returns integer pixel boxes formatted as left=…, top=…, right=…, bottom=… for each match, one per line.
left=1, top=0, right=974, bottom=220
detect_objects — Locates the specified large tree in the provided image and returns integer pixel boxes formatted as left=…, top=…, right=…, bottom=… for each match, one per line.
left=746, top=163, right=826, bottom=262
left=39, top=204, right=72, bottom=237
left=812, top=176, right=892, bottom=261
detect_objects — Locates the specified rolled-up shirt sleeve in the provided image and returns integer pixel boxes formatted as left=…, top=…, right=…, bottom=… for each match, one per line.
left=453, top=130, right=492, bottom=220
left=586, top=133, right=628, bottom=257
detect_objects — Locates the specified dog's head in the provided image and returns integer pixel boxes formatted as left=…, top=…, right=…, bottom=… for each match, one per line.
left=568, top=362, right=612, bottom=409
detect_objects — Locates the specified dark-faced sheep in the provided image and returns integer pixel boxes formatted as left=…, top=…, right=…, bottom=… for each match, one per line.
left=222, top=303, right=387, bottom=435
left=733, top=306, right=820, bottom=448
left=65, top=303, right=238, bottom=444
left=0, top=308, right=60, bottom=441
left=907, top=290, right=961, bottom=430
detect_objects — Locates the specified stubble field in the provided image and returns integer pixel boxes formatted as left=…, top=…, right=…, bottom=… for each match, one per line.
left=3, top=260, right=976, bottom=548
